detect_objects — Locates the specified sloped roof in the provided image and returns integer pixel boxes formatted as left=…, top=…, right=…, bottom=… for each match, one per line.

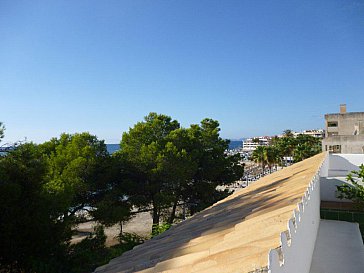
left=95, top=153, right=326, bottom=273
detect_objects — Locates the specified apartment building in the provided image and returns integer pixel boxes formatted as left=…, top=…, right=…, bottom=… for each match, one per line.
left=299, top=129, right=325, bottom=138
left=242, top=136, right=270, bottom=152
left=322, top=104, right=364, bottom=153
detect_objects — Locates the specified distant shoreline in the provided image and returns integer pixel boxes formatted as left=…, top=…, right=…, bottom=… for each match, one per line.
left=106, top=140, right=244, bottom=154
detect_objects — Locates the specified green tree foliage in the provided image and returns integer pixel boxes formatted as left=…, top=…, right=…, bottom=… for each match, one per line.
left=252, top=132, right=321, bottom=171
left=117, top=113, right=181, bottom=230
left=151, top=223, right=172, bottom=238
left=265, top=146, right=280, bottom=171
left=337, top=165, right=364, bottom=207
left=272, top=135, right=296, bottom=162
left=118, top=113, right=244, bottom=230
left=0, top=122, right=4, bottom=142
left=67, top=225, right=107, bottom=273
left=182, top=119, right=243, bottom=215
left=68, top=226, right=144, bottom=273
left=283, top=129, right=294, bottom=138
left=251, top=146, right=280, bottom=172
left=84, top=154, right=133, bottom=237
left=251, top=146, right=267, bottom=171
left=0, top=143, right=69, bottom=272
left=157, top=128, right=198, bottom=223
left=40, top=132, right=119, bottom=226
left=0, top=115, right=244, bottom=272
left=292, top=134, right=322, bottom=162
left=0, top=133, right=132, bottom=272
left=271, top=131, right=321, bottom=164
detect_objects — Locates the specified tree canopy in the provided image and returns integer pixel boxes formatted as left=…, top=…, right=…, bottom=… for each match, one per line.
left=271, top=131, right=321, bottom=164
left=0, top=133, right=124, bottom=272
left=251, top=131, right=322, bottom=170
left=39, top=133, right=114, bottom=225
left=0, top=114, right=244, bottom=272
left=0, top=122, right=4, bottom=142
left=0, top=143, right=69, bottom=272
left=117, top=113, right=244, bottom=229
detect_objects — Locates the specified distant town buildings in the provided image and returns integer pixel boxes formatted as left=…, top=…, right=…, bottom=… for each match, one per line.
left=242, top=129, right=324, bottom=152
left=295, top=129, right=325, bottom=138
left=322, top=104, right=364, bottom=153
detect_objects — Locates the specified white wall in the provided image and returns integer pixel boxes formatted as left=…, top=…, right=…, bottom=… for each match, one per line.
left=268, top=154, right=364, bottom=273
left=268, top=157, right=325, bottom=273
left=320, top=154, right=364, bottom=202
left=320, top=177, right=352, bottom=202
left=320, top=153, right=329, bottom=177
left=328, top=154, right=364, bottom=177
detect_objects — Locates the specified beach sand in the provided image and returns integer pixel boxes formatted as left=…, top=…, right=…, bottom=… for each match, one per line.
left=71, top=211, right=153, bottom=246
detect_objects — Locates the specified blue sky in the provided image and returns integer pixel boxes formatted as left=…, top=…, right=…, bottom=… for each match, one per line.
left=1, top=0, right=364, bottom=143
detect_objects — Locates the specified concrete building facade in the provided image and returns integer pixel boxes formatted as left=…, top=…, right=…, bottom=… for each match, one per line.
left=322, top=104, right=364, bottom=154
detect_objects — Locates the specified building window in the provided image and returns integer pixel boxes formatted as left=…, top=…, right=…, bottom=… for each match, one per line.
left=328, top=145, right=341, bottom=153
left=327, top=121, right=338, bottom=127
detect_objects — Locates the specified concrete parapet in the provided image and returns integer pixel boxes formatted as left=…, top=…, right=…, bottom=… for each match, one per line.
left=268, top=156, right=327, bottom=273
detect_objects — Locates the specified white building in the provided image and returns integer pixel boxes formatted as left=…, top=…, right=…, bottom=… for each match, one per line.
left=242, top=136, right=270, bottom=152
left=299, top=129, right=325, bottom=138
left=322, top=104, right=364, bottom=153
left=278, top=129, right=325, bottom=138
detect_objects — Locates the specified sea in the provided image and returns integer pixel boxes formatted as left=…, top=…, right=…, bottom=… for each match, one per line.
left=228, top=140, right=244, bottom=150
left=106, top=140, right=243, bottom=154
left=0, top=141, right=243, bottom=156
left=106, top=144, right=121, bottom=154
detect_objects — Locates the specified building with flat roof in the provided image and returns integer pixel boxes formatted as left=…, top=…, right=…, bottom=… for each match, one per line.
left=242, top=136, right=270, bottom=152
left=297, top=129, right=325, bottom=139
left=322, top=104, right=364, bottom=153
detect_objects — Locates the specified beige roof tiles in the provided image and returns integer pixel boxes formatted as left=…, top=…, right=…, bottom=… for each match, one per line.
left=95, top=152, right=326, bottom=273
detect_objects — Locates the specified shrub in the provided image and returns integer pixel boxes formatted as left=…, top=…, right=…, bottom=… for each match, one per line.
left=337, top=164, right=364, bottom=208
left=151, top=223, right=171, bottom=238
left=68, top=225, right=108, bottom=273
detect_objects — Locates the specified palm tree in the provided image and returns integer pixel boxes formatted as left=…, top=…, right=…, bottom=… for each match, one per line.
left=251, top=146, right=267, bottom=172
left=265, top=146, right=280, bottom=172
left=273, top=136, right=296, bottom=166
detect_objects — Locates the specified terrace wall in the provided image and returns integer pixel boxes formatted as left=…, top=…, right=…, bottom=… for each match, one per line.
left=328, top=154, right=364, bottom=176
left=320, top=154, right=364, bottom=202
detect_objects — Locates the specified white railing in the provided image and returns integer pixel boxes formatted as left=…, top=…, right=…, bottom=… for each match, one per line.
left=267, top=155, right=328, bottom=273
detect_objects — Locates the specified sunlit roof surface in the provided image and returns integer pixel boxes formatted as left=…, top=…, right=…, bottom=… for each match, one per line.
left=95, top=153, right=326, bottom=273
